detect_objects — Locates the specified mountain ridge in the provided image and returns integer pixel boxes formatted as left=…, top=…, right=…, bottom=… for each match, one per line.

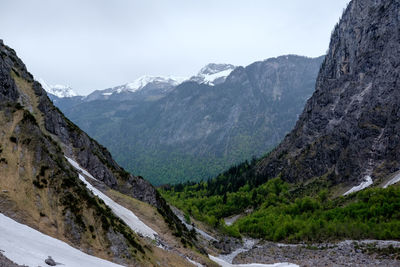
left=52, top=54, right=324, bottom=185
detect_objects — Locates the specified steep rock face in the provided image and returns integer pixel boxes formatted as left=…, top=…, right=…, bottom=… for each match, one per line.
left=0, top=40, right=193, bottom=264
left=57, top=55, right=323, bottom=185
left=256, top=0, right=400, bottom=188
left=0, top=43, right=23, bottom=102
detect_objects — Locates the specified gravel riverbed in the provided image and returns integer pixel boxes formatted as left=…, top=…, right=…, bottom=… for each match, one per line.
left=233, top=240, right=400, bottom=267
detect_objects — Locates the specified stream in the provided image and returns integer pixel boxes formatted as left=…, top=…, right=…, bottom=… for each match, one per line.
left=171, top=206, right=298, bottom=266
left=218, top=238, right=257, bottom=264
left=209, top=238, right=298, bottom=267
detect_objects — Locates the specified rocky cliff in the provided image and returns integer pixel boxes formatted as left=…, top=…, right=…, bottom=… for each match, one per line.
left=255, top=0, right=400, bottom=191
left=0, top=40, right=195, bottom=265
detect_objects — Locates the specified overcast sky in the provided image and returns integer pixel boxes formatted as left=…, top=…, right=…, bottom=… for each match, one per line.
left=1, top=0, right=350, bottom=95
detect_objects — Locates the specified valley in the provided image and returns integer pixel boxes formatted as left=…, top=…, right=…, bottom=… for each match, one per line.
left=1, top=0, right=400, bottom=266
left=48, top=56, right=323, bottom=185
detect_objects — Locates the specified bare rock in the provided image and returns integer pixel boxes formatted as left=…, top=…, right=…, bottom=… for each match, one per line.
left=44, top=256, right=56, bottom=266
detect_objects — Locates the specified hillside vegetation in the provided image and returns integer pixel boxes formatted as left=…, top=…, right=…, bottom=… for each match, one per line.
left=161, top=176, right=400, bottom=242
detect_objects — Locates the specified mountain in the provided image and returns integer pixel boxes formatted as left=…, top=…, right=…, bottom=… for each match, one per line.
left=0, top=40, right=212, bottom=266
left=189, top=63, right=236, bottom=85
left=52, top=56, right=324, bottom=185
left=252, top=0, right=400, bottom=193
left=161, top=0, right=400, bottom=258
left=83, top=75, right=187, bottom=102
left=38, top=78, right=78, bottom=98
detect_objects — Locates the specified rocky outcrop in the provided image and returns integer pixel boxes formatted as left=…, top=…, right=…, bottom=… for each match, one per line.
left=256, top=0, right=400, bottom=188
left=0, top=40, right=25, bottom=102
left=0, top=40, right=195, bottom=264
left=44, top=256, right=56, bottom=266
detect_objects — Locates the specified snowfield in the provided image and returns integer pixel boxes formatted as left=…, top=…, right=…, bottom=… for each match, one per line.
left=0, top=213, right=124, bottom=267
left=343, top=175, right=373, bottom=196
left=65, top=156, right=158, bottom=239
left=383, top=172, right=400, bottom=188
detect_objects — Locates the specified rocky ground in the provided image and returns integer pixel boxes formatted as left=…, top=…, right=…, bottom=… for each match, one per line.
left=233, top=240, right=400, bottom=267
left=0, top=252, right=25, bottom=267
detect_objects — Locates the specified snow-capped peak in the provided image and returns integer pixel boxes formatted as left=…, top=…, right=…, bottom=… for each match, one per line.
left=190, top=63, right=236, bottom=86
left=106, top=75, right=187, bottom=95
left=38, top=78, right=78, bottom=98
left=125, top=75, right=187, bottom=92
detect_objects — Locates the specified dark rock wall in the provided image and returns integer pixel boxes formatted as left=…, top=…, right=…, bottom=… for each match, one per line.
left=256, top=0, right=400, bottom=186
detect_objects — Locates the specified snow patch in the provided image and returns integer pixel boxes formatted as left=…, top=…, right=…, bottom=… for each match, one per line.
left=190, top=64, right=235, bottom=86
left=65, top=157, right=158, bottom=239
left=208, top=255, right=298, bottom=267
left=189, top=63, right=236, bottom=86
left=201, top=68, right=234, bottom=85
left=186, top=257, right=204, bottom=267
left=66, top=157, right=98, bottom=181
left=343, top=175, right=373, bottom=196
left=383, top=172, right=400, bottom=188
left=0, top=213, right=124, bottom=267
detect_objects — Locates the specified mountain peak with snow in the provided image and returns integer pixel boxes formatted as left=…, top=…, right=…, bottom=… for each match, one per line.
left=38, top=78, right=78, bottom=98
left=83, top=75, right=188, bottom=101
left=190, top=63, right=236, bottom=86
left=102, top=75, right=188, bottom=95
left=124, top=75, right=187, bottom=93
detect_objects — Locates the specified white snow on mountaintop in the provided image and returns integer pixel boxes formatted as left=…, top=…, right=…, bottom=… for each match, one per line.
left=0, top=213, right=123, bottom=267
left=125, top=75, right=187, bottom=92
left=65, top=157, right=158, bottom=239
left=38, top=78, right=78, bottom=98
left=106, top=75, right=187, bottom=95
left=190, top=63, right=236, bottom=86
left=202, top=68, right=234, bottom=84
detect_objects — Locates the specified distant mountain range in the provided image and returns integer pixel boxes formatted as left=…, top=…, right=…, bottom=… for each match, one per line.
left=42, top=63, right=236, bottom=101
left=44, top=56, right=323, bottom=185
